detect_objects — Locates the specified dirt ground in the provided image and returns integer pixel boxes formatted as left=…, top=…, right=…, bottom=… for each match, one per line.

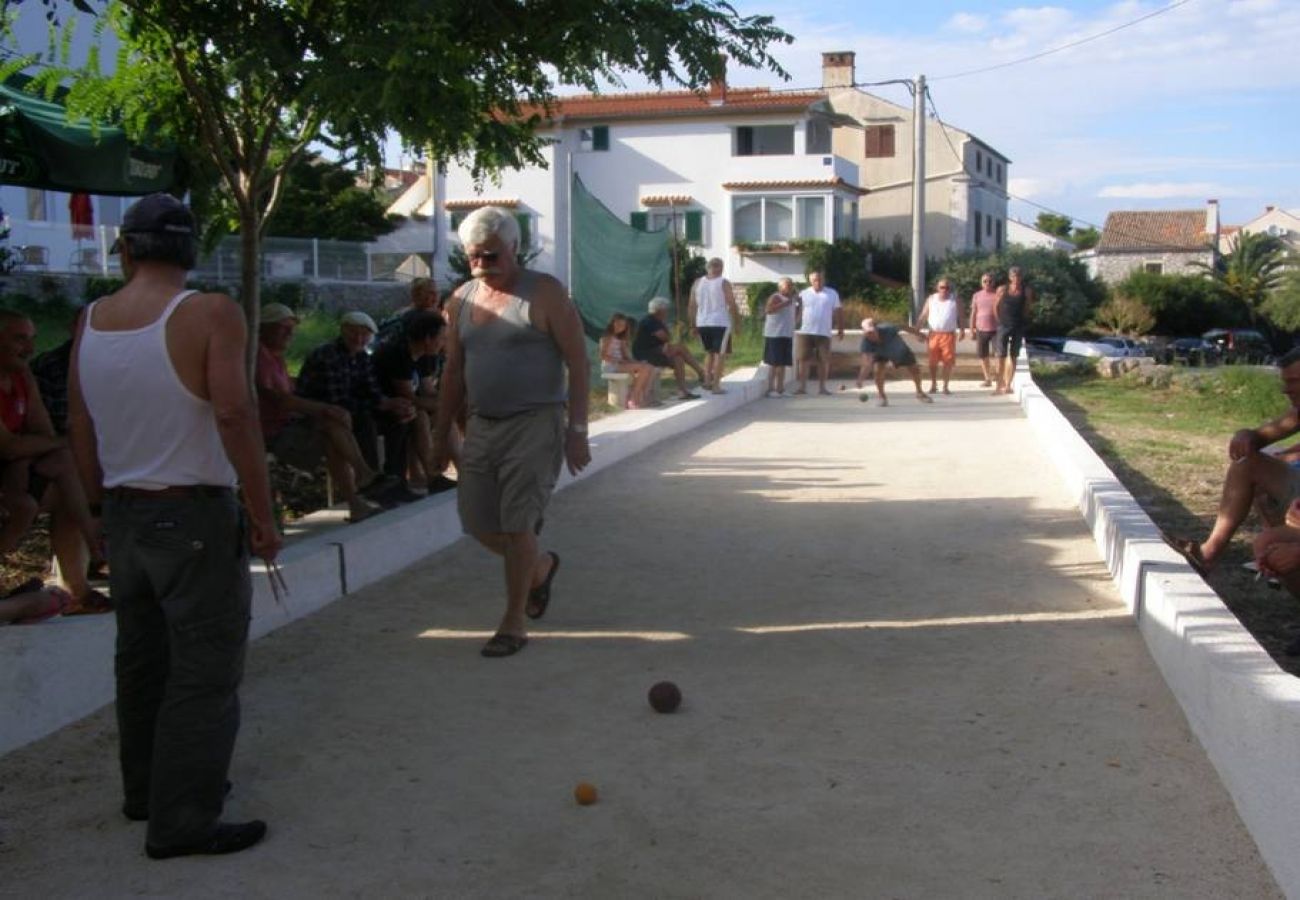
left=0, top=380, right=1279, bottom=898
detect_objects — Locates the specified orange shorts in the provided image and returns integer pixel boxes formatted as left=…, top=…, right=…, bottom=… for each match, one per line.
left=927, top=331, right=956, bottom=365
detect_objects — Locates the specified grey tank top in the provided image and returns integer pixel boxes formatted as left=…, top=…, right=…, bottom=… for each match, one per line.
left=998, top=288, right=1028, bottom=329
left=457, top=272, right=566, bottom=418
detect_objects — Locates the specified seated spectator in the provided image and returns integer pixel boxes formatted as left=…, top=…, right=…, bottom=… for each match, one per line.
left=0, top=577, right=71, bottom=625
left=600, top=313, right=657, bottom=409
left=1168, top=348, right=1300, bottom=575
left=255, top=303, right=388, bottom=522
left=377, top=277, right=440, bottom=345
left=296, top=311, right=415, bottom=485
left=0, top=309, right=106, bottom=613
left=632, top=297, right=705, bottom=401
left=371, top=310, right=456, bottom=495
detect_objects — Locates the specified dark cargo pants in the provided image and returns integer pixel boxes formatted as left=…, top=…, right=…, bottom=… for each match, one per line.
left=105, top=488, right=251, bottom=849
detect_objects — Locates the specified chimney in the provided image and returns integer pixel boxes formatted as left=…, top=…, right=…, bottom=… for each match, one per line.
left=709, top=55, right=728, bottom=102
left=822, top=51, right=856, bottom=89
left=1206, top=199, right=1220, bottom=239
left=1266, top=205, right=1275, bottom=213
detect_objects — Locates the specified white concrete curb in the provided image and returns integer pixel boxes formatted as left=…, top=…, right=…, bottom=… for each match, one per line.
left=0, top=368, right=767, bottom=756
left=1012, top=356, right=1300, bottom=897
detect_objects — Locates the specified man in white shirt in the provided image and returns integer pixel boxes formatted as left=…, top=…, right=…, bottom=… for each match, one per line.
left=794, top=269, right=843, bottom=395
left=687, top=258, right=739, bottom=394
left=916, top=277, right=965, bottom=395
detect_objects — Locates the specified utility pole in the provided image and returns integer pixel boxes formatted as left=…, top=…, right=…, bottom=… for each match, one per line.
left=910, top=73, right=926, bottom=323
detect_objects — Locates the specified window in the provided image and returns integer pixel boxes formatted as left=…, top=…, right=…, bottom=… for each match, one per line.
left=996, top=163, right=1003, bottom=184
left=805, top=119, right=832, bottom=155
left=640, top=209, right=705, bottom=243
left=995, top=219, right=1003, bottom=250
left=974, top=210, right=983, bottom=248
left=1144, top=261, right=1164, bottom=274
left=986, top=215, right=992, bottom=237
left=735, top=125, right=794, bottom=156
left=836, top=198, right=857, bottom=241
left=732, top=194, right=829, bottom=243
left=986, top=157, right=993, bottom=177
left=579, top=125, right=610, bottom=152
left=975, top=150, right=983, bottom=173
left=25, top=189, right=46, bottom=222
left=864, top=124, right=895, bottom=158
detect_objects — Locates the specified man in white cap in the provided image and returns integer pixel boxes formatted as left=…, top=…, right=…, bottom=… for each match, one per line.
left=296, top=310, right=414, bottom=491
left=254, top=303, right=387, bottom=521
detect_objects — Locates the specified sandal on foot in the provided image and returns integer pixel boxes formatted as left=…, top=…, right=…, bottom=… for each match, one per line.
left=481, top=632, right=528, bottom=658
left=526, top=551, right=560, bottom=619
left=1163, top=534, right=1209, bottom=577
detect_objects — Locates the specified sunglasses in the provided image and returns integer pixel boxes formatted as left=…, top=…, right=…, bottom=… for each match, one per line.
left=468, top=251, right=500, bottom=263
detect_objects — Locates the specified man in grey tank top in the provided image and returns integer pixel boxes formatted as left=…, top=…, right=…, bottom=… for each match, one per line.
left=433, top=206, right=590, bottom=658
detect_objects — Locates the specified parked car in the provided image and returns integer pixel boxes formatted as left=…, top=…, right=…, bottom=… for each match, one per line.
left=1094, top=336, right=1150, bottom=358
left=1061, top=339, right=1126, bottom=359
left=1164, top=337, right=1221, bottom=367
left=1203, top=328, right=1273, bottom=364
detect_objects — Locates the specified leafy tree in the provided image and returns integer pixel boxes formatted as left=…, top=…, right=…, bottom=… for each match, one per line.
left=1091, top=295, right=1155, bottom=336
left=1035, top=212, right=1072, bottom=238
left=940, top=247, right=1105, bottom=335
left=800, top=238, right=872, bottom=298
left=1071, top=225, right=1100, bottom=251
left=14, top=0, right=789, bottom=365
left=1195, top=230, right=1286, bottom=326
left=1262, top=267, right=1300, bottom=333
left=261, top=156, right=401, bottom=242
left=1112, top=270, right=1239, bottom=335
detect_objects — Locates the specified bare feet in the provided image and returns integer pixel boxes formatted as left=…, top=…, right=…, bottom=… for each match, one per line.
left=916, top=392, right=933, bottom=404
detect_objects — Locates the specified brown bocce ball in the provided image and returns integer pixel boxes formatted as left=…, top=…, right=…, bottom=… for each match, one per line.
left=648, top=680, right=682, bottom=713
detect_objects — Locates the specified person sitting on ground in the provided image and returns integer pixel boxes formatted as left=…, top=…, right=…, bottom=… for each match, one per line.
left=255, top=303, right=387, bottom=522
left=377, top=276, right=440, bottom=345
left=371, top=310, right=456, bottom=495
left=599, top=313, right=658, bottom=409
left=0, top=309, right=106, bottom=613
left=632, top=297, right=706, bottom=401
left=857, top=317, right=934, bottom=407
left=1167, top=347, right=1300, bottom=576
left=296, top=310, right=415, bottom=484
left=762, top=278, right=797, bottom=397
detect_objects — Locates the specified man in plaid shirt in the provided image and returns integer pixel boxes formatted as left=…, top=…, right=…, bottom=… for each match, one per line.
left=296, top=311, right=414, bottom=474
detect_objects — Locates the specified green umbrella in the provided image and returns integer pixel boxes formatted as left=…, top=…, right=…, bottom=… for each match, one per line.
left=0, top=73, right=175, bottom=196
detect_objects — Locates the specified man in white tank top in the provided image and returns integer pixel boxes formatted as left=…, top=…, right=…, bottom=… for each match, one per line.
left=68, top=193, right=278, bottom=859
left=688, top=258, right=739, bottom=394
left=917, top=278, right=964, bottom=396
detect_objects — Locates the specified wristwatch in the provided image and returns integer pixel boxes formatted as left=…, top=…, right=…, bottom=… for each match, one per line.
left=567, top=423, right=588, bottom=435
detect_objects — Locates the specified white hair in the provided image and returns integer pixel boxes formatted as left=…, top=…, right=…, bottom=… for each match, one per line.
left=648, top=297, right=671, bottom=313
left=457, top=206, right=520, bottom=253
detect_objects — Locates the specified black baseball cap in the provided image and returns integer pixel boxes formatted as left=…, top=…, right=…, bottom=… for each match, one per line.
left=110, top=193, right=196, bottom=254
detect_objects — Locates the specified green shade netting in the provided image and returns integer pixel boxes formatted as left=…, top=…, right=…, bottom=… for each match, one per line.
left=569, top=173, right=673, bottom=348
left=0, top=73, right=175, bottom=195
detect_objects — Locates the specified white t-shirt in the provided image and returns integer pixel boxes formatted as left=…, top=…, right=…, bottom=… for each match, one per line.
left=925, top=294, right=960, bottom=332
left=693, top=275, right=732, bottom=328
left=797, top=286, right=841, bottom=336
left=763, top=293, right=796, bottom=338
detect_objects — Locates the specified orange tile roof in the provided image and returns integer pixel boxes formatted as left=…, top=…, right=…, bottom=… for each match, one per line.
left=722, top=178, right=868, bottom=196
left=524, top=88, right=828, bottom=123
left=444, top=198, right=519, bottom=210
left=1098, top=210, right=1214, bottom=252
left=640, top=195, right=694, bottom=207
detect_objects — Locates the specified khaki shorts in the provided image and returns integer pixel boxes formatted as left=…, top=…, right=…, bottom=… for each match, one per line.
left=1258, top=461, right=1300, bottom=523
left=796, top=333, right=831, bottom=363
left=458, top=406, right=565, bottom=535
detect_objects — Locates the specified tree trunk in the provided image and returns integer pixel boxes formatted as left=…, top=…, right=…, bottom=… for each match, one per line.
left=238, top=211, right=261, bottom=382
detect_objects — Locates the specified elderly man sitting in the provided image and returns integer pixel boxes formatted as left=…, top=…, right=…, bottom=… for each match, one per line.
left=631, top=297, right=706, bottom=401
left=255, top=303, right=390, bottom=522
left=296, top=310, right=416, bottom=502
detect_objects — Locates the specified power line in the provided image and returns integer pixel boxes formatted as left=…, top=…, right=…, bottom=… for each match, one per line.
left=932, top=0, right=1194, bottom=82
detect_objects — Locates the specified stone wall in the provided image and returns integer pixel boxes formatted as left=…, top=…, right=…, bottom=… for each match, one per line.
left=1094, top=250, right=1211, bottom=285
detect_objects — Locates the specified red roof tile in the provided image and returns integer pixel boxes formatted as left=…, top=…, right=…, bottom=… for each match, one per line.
left=640, top=195, right=694, bottom=207
left=722, top=178, right=867, bottom=196
left=444, top=198, right=519, bottom=210
left=1098, top=210, right=1214, bottom=252
left=522, top=88, right=828, bottom=123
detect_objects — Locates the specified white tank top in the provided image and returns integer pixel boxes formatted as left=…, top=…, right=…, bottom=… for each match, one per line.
left=694, top=276, right=731, bottom=328
left=79, top=290, right=238, bottom=490
left=926, top=295, right=959, bottom=332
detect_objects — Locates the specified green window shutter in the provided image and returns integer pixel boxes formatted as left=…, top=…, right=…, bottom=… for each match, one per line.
left=684, top=210, right=703, bottom=243
left=592, top=125, right=610, bottom=151
left=514, top=213, right=532, bottom=251
left=630, top=211, right=648, bottom=232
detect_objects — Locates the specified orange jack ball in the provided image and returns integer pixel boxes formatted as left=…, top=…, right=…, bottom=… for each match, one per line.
left=574, top=782, right=598, bottom=805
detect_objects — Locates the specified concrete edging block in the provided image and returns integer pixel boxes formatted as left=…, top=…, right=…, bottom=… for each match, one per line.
left=1014, top=361, right=1300, bottom=896
left=0, top=366, right=765, bottom=757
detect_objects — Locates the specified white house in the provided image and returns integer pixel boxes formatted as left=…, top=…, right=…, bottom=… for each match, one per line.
left=1006, top=218, right=1075, bottom=252
left=1223, top=205, right=1300, bottom=256
left=419, top=72, right=866, bottom=289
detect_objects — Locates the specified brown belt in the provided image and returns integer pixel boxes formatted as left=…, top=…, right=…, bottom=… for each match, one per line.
left=108, top=485, right=233, bottom=500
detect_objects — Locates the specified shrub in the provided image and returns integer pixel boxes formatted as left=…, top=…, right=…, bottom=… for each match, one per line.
left=1114, top=270, right=1238, bottom=335
left=83, top=276, right=125, bottom=302
left=1092, top=295, right=1155, bottom=336
left=940, top=247, right=1105, bottom=335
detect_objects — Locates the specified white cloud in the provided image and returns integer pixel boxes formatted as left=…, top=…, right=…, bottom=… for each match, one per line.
left=1098, top=182, right=1246, bottom=199
left=946, top=12, right=987, bottom=34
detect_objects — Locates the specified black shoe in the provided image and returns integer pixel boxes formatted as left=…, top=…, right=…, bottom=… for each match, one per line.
left=426, top=475, right=458, bottom=495
left=125, top=780, right=232, bottom=822
left=389, top=484, right=424, bottom=504
left=359, top=474, right=401, bottom=500
left=146, top=820, right=266, bottom=859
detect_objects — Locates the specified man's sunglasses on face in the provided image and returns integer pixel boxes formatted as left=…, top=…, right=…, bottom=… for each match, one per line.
left=468, top=251, right=499, bottom=263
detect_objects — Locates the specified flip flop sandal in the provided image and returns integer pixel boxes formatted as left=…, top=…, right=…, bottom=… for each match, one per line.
left=1162, top=533, right=1209, bottom=577
left=526, top=552, right=561, bottom=620
left=481, top=632, right=528, bottom=658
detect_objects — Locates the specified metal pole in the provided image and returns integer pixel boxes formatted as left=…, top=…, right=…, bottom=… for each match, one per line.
left=910, top=74, right=926, bottom=324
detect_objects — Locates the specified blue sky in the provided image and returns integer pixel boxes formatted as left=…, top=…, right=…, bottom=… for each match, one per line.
left=698, top=0, right=1300, bottom=231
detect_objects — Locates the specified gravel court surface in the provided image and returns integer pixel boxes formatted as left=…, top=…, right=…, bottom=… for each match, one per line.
left=0, top=380, right=1281, bottom=899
